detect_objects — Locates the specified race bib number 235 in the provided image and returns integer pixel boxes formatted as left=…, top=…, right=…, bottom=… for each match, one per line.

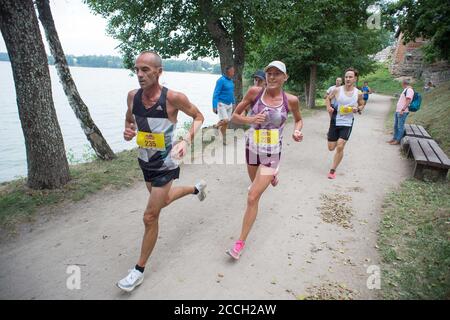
left=136, top=131, right=166, bottom=151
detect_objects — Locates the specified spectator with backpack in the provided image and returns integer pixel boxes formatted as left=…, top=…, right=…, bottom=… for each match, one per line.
left=388, top=78, right=420, bottom=145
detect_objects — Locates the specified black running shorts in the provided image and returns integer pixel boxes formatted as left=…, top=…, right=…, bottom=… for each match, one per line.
left=327, top=125, right=353, bottom=142
left=139, top=165, right=180, bottom=187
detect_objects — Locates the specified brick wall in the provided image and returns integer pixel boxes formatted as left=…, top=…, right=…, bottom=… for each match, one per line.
left=389, top=33, right=450, bottom=85
left=390, top=33, right=426, bottom=78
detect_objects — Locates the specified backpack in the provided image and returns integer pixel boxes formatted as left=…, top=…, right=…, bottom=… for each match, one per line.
left=404, top=88, right=422, bottom=112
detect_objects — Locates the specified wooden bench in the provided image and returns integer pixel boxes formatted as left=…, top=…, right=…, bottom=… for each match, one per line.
left=404, top=124, right=432, bottom=139
left=401, top=124, right=432, bottom=154
left=408, top=138, right=450, bottom=180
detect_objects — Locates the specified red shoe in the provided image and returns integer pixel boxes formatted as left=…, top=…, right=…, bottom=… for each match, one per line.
left=327, top=172, right=336, bottom=179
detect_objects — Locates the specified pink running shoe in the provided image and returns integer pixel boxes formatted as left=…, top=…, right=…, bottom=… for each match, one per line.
left=226, top=240, right=245, bottom=260
left=327, top=171, right=336, bottom=179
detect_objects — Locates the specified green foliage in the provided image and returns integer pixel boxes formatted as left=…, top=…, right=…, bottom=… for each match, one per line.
left=163, top=59, right=219, bottom=73
left=51, top=54, right=124, bottom=68
left=246, top=0, right=388, bottom=87
left=380, top=83, right=450, bottom=299
left=86, top=0, right=256, bottom=68
left=385, top=0, right=450, bottom=62
left=359, top=63, right=403, bottom=96
left=0, top=149, right=141, bottom=231
left=174, top=120, right=192, bottom=141
left=66, top=145, right=97, bottom=164
left=378, top=179, right=450, bottom=299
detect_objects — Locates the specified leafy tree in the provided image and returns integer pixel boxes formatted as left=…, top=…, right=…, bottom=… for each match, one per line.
left=386, top=0, right=450, bottom=62
left=85, top=0, right=280, bottom=103
left=246, top=0, right=387, bottom=108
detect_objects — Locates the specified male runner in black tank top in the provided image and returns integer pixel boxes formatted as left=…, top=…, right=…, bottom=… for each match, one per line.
left=116, top=51, right=206, bottom=292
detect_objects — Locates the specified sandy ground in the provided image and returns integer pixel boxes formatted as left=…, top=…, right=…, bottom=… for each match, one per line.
left=0, top=94, right=412, bottom=300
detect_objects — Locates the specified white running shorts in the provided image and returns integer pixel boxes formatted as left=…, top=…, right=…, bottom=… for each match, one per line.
left=217, top=102, right=233, bottom=121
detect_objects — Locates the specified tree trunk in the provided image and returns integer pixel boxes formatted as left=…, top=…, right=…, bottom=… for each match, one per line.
left=0, top=0, right=70, bottom=189
left=228, top=13, right=246, bottom=129
left=304, top=83, right=309, bottom=107
left=232, top=14, right=245, bottom=104
left=198, top=0, right=246, bottom=128
left=198, top=0, right=234, bottom=73
left=35, top=0, right=116, bottom=160
left=308, top=63, right=317, bottom=108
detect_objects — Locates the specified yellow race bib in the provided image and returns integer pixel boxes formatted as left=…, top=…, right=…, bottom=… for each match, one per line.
left=136, top=131, right=166, bottom=151
left=253, top=129, right=279, bottom=146
left=339, top=105, right=354, bottom=115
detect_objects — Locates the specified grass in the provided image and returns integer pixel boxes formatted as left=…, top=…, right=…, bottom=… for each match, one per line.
left=378, top=75, right=450, bottom=299
left=378, top=179, right=450, bottom=299
left=360, top=63, right=425, bottom=96
left=360, top=64, right=403, bottom=96
left=407, top=81, right=450, bottom=155
left=0, top=149, right=141, bottom=232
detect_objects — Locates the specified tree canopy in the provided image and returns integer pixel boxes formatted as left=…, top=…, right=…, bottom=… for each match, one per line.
left=246, top=0, right=389, bottom=106
left=85, top=0, right=283, bottom=103
left=85, top=0, right=272, bottom=68
left=386, top=0, right=450, bottom=62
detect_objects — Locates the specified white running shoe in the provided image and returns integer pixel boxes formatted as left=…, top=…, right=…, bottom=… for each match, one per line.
left=117, top=268, right=144, bottom=292
left=195, top=180, right=207, bottom=201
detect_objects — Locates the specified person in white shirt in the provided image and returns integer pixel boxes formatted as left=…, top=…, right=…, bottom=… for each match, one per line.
left=325, top=77, right=343, bottom=117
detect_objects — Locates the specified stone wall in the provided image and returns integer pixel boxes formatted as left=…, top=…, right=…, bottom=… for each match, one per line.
left=422, top=61, right=450, bottom=86
left=389, top=33, right=426, bottom=78
left=389, top=33, right=450, bottom=85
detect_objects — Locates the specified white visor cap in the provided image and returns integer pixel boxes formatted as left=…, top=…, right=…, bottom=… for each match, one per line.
left=264, top=60, right=287, bottom=74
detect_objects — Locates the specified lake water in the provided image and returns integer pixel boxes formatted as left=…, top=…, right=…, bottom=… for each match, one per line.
left=0, top=61, right=220, bottom=183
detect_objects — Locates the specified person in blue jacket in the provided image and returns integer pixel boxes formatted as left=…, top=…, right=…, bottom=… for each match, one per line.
left=361, top=81, right=372, bottom=106
left=212, top=66, right=235, bottom=143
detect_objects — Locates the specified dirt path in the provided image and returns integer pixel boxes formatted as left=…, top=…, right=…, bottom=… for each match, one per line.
left=0, top=94, right=411, bottom=299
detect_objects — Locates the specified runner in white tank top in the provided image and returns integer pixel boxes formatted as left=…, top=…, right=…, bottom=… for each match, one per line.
left=325, top=68, right=365, bottom=179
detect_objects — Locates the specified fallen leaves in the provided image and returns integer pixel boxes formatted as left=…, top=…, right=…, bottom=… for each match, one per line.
left=317, top=193, right=354, bottom=229
left=303, top=282, right=358, bottom=300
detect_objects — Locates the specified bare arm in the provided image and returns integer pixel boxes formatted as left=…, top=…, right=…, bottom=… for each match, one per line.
left=123, top=90, right=137, bottom=141
left=287, top=94, right=303, bottom=142
left=355, top=92, right=365, bottom=113
left=325, top=88, right=338, bottom=114
left=231, top=86, right=266, bottom=125
left=169, top=91, right=204, bottom=144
